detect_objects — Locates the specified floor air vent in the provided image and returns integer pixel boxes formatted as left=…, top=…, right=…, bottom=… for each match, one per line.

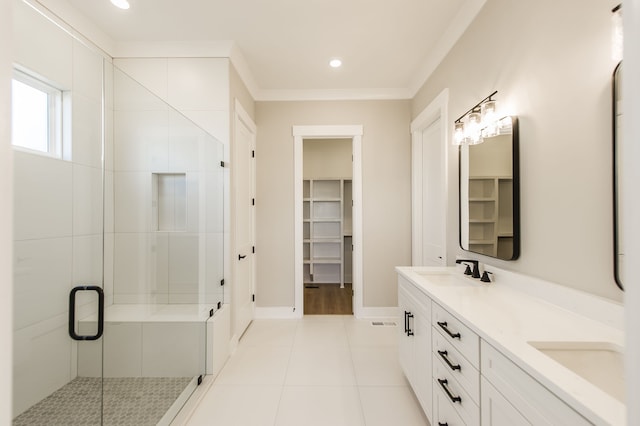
left=371, top=321, right=397, bottom=326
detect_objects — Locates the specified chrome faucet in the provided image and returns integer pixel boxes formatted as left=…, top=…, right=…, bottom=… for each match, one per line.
left=455, top=259, right=480, bottom=279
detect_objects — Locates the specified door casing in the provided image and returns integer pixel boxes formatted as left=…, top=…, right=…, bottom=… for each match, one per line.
left=293, top=125, right=363, bottom=318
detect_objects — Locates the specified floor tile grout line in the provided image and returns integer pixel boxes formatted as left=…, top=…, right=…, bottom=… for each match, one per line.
left=343, top=315, right=369, bottom=425
left=272, top=318, right=300, bottom=426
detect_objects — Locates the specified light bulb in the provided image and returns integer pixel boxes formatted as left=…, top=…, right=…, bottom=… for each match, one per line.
left=612, top=5, right=623, bottom=62
left=329, top=59, right=342, bottom=68
left=454, top=122, right=465, bottom=145
left=481, top=100, right=497, bottom=124
left=466, top=112, right=483, bottom=144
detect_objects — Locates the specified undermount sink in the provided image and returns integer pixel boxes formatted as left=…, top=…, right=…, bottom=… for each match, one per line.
left=528, top=341, right=624, bottom=402
left=415, top=269, right=476, bottom=287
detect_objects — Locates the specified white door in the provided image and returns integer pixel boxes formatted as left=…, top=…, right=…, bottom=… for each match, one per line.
left=235, top=108, right=256, bottom=337
left=419, top=118, right=445, bottom=266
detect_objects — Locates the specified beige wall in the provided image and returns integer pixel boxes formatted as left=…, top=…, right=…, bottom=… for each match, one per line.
left=255, top=100, right=411, bottom=308
left=303, top=138, right=352, bottom=180
left=413, top=0, right=622, bottom=301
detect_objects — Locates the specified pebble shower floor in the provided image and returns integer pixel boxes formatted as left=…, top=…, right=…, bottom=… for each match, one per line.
left=13, top=376, right=192, bottom=426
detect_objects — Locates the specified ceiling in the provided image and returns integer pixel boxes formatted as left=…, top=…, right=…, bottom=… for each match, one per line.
left=49, top=0, right=485, bottom=99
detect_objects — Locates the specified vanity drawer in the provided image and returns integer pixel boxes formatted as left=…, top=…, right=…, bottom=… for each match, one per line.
left=432, top=327, right=480, bottom=404
left=433, top=383, right=467, bottom=426
left=481, top=341, right=591, bottom=425
left=433, top=356, right=480, bottom=426
left=432, top=303, right=480, bottom=367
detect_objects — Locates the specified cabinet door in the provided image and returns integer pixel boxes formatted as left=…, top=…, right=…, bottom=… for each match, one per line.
left=412, top=307, right=432, bottom=420
left=398, top=287, right=413, bottom=380
left=481, top=378, right=530, bottom=426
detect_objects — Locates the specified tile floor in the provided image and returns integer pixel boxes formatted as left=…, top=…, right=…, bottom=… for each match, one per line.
left=184, top=315, right=429, bottom=426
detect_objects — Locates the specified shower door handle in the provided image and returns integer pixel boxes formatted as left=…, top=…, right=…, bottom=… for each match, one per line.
left=68, top=285, right=104, bottom=341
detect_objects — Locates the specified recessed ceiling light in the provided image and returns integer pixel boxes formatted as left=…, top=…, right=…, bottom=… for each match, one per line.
left=110, top=0, right=130, bottom=10
left=329, top=59, right=342, bottom=68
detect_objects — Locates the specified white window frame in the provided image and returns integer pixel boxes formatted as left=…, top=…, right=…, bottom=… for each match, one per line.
left=11, top=68, right=63, bottom=158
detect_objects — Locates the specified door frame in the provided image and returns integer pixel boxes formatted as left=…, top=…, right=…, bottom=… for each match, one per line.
left=293, top=125, right=363, bottom=318
left=411, top=88, right=450, bottom=266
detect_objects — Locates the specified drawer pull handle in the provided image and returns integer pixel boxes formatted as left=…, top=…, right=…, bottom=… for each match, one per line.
left=438, top=350, right=461, bottom=371
left=437, top=321, right=461, bottom=339
left=438, top=423, right=449, bottom=426
left=407, top=312, right=414, bottom=336
left=438, top=378, right=462, bottom=404
left=404, top=311, right=409, bottom=334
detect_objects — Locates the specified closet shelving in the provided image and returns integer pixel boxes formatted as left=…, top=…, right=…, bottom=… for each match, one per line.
left=468, top=176, right=513, bottom=258
left=303, top=178, right=352, bottom=287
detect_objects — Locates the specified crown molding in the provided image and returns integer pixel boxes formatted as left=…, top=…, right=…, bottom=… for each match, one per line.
left=112, top=40, right=234, bottom=58
left=228, top=44, right=260, bottom=101
left=255, top=87, right=413, bottom=102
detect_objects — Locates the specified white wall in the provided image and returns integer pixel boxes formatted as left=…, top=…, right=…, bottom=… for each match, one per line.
left=0, top=0, right=13, bottom=422
left=412, top=0, right=623, bottom=301
left=12, top=0, right=107, bottom=416
left=255, top=100, right=411, bottom=309
left=114, top=58, right=230, bottom=144
left=109, top=65, right=224, bottom=305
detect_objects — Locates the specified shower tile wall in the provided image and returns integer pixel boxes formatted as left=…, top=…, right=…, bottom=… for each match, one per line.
left=12, top=0, right=111, bottom=417
left=112, top=58, right=227, bottom=305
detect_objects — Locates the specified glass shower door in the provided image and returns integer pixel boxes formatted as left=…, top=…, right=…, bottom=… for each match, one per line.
left=12, top=104, right=106, bottom=424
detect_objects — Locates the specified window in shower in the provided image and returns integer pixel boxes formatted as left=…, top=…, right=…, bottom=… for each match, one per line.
left=153, top=173, right=187, bottom=231
left=11, top=68, right=63, bottom=157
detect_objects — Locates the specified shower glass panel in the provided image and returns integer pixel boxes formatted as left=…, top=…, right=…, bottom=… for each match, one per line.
left=12, top=60, right=224, bottom=425
left=96, top=66, right=224, bottom=424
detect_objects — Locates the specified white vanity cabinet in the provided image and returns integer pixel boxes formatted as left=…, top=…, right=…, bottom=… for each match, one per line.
left=480, top=341, right=591, bottom=426
left=397, top=266, right=624, bottom=426
left=398, top=276, right=432, bottom=420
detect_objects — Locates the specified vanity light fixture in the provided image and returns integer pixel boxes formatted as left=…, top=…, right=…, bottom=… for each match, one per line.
left=612, top=4, right=622, bottom=62
left=110, top=0, right=130, bottom=10
left=329, top=58, right=342, bottom=68
left=453, top=90, right=500, bottom=145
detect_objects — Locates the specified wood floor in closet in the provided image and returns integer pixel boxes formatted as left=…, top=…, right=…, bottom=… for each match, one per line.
left=304, top=283, right=353, bottom=315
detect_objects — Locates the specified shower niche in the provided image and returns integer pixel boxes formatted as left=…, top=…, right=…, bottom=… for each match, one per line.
left=153, top=173, right=187, bottom=232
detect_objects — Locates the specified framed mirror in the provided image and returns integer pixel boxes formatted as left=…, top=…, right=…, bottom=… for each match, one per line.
left=459, top=116, right=520, bottom=260
left=613, top=62, right=624, bottom=290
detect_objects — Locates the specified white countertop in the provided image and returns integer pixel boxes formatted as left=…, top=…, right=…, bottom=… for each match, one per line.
left=396, top=266, right=625, bottom=426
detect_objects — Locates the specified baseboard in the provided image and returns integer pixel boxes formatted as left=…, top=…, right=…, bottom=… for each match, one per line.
left=356, top=306, right=399, bottom=319
left=254, top=306, right=301, bottom=319
left=254, top=306, right=398, bottom=319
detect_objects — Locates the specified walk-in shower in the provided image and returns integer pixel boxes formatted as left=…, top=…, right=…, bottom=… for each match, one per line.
left=12, top=59, right=224, bottom=425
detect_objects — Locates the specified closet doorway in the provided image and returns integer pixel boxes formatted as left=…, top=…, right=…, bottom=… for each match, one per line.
left=302, top=139, right=353, bottom=314
left=293, top=125, right=363, bottom=318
